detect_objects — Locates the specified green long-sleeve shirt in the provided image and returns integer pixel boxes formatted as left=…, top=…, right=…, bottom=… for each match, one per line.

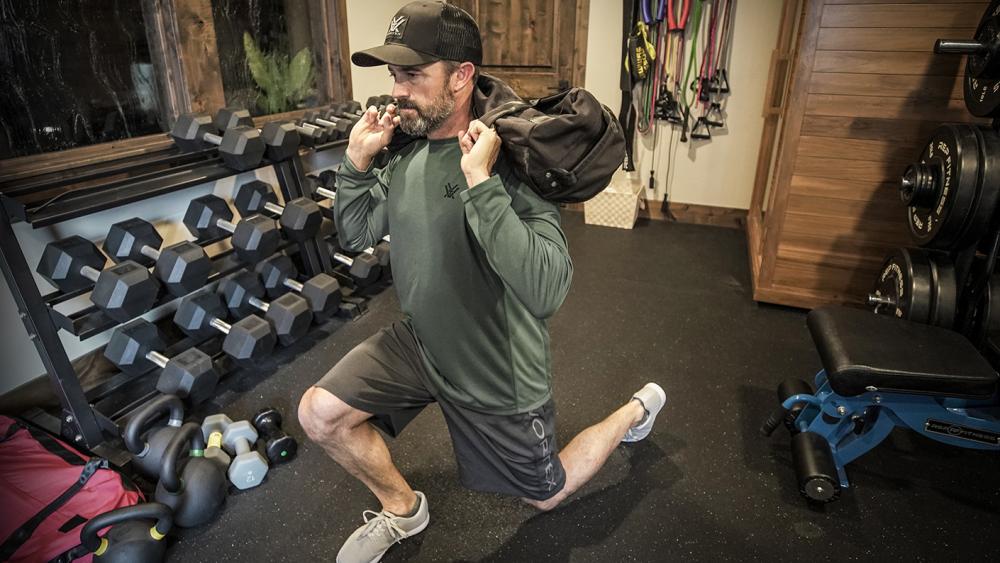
left=334, top=138, right=573, bottom=414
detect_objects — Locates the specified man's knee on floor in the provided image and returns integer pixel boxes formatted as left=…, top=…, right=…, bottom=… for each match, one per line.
left=298, top=387, right=355, bottom=443
left=522, top=488, right=569, bottom=512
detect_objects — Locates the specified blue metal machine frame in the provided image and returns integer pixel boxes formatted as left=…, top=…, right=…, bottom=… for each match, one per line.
left=785, top=370, right=1000, bottom=491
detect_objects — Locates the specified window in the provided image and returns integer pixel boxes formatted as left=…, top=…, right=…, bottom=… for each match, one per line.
left=212, top=0, right=320, bottom=115
left=0, top=0, right=165, bottom=159
left=0, top=0, right=350, bottom=164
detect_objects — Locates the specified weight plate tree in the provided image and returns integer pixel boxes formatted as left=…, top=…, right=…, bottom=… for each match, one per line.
left=935, top=0, right=1000, bottom=117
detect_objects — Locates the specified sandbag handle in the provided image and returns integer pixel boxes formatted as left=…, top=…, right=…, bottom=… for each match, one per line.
left=478, top=100, right=531, bottom=128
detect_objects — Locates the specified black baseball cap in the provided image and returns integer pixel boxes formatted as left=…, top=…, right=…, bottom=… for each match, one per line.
left=351, top=1, right=483, bottom=68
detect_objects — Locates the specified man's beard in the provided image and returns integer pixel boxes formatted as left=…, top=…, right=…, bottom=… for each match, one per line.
left=396, top=88, right=455, bottom=136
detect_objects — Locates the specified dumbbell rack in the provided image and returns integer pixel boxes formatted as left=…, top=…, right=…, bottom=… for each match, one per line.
left=0, top=137, right=354, bottom=458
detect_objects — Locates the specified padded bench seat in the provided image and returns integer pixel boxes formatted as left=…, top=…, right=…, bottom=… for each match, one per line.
left=807, top=306, right=998, bottom=399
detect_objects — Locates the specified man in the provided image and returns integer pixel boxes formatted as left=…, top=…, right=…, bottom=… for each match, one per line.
left=297, top=2, right=666, bottom=562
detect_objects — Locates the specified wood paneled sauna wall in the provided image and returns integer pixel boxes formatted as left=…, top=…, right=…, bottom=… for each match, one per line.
left=748, top=0, right=988, bottom=309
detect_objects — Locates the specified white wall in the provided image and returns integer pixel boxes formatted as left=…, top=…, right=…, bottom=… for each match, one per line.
left=346, top=0, right=411, bottom=108
left=583, top=1, right=624, bottom=116
left=585, top=0, right=783, bottom=210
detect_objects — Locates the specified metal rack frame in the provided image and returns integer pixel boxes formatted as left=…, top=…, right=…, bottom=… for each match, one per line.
left=0, top=138, right=350, bottom=453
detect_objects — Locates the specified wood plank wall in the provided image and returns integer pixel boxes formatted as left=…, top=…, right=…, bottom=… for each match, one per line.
left=759, top=0, right=988, bottom=308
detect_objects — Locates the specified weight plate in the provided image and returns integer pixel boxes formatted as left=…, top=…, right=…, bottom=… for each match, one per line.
left=902, top=125, right=982, bottom=249
left=987, top=276, right=1000, bottom=335
left=926, top=251, right=958, bottom=328
left=952, top=126, right=1000, bottom=251
left=965, top=1, right=1000, bottom=117
left=964, top=259, right=1000, bottom=346
left=870, top=248, right=933, bottom=324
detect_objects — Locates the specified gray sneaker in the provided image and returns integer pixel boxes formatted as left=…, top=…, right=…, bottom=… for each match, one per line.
left=336, top=491, right=430, bottom=563
left=622, top=382, right=667, bottom=443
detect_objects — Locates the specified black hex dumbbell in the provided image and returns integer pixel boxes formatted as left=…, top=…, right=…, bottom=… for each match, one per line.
left=37, top=236, right=159, bottom=323
left=364, top=95, right=394, bottom=113
left=307, top=184, right=391, bottom=273
left=212, top=107, right=302, bottom=162
left=173, top=292, right=276, bottom=366
left=332, top=247, right=382, bottom=287
left=365, top=236, right=392, bottom=270
left=255, top=254, right=342, bottom=321
left=252, top=407, right=298, bottom=465
left=315, top=169, right=337, bottom=190
left=301, top=110, right=352, bottom=141
left=218, top=271, right=312, bottom=346
left=104, top=319, right=219, bottom=404
left=212, top=107, right=254, bottom=131
left=183, top=195, right=280, bottom=264
left=320, top=108, right=361, bottom=134
left=311, top=180, right=338, bottom=205
left=170, top=113, right=265, bottom=171
left=333, top=100, right=364, bottom=119
left=297, top=113, right=337, bottom=143
left=294, top=118, right=332, bottom=144
left=234, top=181, right=323, bottom=243
left=291, top=121, right=324, bottom=147
left=258, top=122, right=301, bottom=161
left=326, top=106, right=361, bottom=127
left=103, top=218, right=211, bottom=298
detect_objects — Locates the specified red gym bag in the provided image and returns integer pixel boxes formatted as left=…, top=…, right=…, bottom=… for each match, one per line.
left=0, top=415, right=143, bottom=562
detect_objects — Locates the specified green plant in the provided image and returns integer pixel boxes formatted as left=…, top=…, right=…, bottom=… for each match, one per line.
left=243, top=32, right=315, bottom=114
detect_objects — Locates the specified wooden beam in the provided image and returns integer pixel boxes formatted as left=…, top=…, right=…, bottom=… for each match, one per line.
left=759, top=0, right=824, bottom=288
left=817, top=27, right=976, bottom=52
left=812, top=51, right=965, bottom=76
left=809, top=72, right=964, bottom=100
left=799, top=115, right=982, bottom=142
left=573, top=0, right=590, bottom=87
left=748, top=0, right=801, bottom=248
left=173, top=0, right=226, bottom=114
left=310, top=0, right=353, bottom=103
left=141, top=0, right=189, bottom=128
left=820, top=3, right=985, bottom=29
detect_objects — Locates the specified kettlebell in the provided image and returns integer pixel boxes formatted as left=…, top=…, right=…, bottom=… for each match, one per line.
left=155, top=422, right=227, bottom=528
left=123, top=394, right=185, bottom=479
left=79, top=502, right=173, bottom=563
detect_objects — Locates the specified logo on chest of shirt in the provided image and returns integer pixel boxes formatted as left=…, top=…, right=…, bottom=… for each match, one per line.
left=443, top=182, right=462, bottom=199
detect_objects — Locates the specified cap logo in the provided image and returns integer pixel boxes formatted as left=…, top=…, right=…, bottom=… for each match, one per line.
left=386, top=16, right=408, bottom=40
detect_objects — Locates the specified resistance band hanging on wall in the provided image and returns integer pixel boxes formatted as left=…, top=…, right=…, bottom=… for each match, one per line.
left=619, top=0, right=640, bottom=171
left=623, top=0, right=736, bottom=146
left=618, top=0, right=737, bottom=213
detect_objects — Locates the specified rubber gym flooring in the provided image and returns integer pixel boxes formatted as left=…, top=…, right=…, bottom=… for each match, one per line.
left=169, top=212, right=1000, bottom=562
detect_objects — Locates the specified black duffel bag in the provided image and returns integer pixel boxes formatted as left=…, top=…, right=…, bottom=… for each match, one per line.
left=388, top=72, right=626, bottom=203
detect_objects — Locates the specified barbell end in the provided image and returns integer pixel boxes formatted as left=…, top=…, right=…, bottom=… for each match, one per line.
left=866, top=294, right=896, bottom=308
left=934, top=39, right=987, bottom=55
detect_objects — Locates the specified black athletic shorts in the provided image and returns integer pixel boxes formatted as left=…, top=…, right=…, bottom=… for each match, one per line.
left=315, top=321, right=567, bottom=501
